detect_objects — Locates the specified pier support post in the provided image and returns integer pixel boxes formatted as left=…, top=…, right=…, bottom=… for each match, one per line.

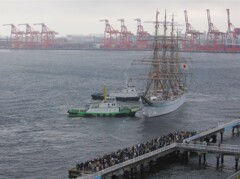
left=180, top=150, right=186, bottom=163
left=124, top=170, right=129, bottom=179
left=130, top=167, right=133, bottom=179
left=205, top=137, right=210, bottom=143
left=182, top=151, right=189, bottom=163
left=232, top=127, right=235, bottom=134
left=111, top=175, right=118, bottom=179
left=211, top=135, right=217, bottom=143
left=203, top=153, right=206, bottom=164
left=186, top=151, right=190, bottom=163
left=221, top=155, right=224, bottom=164
left=235, top=157, right=239, bottom=170
left=220, top=131, right=224, bottom=141
left=232, top=126, right=240, bottom=135
left=133, top=166, right=137, bottom=177
left=140, top=163, right=144, bottom=174
left=149, top=160, right=154, bottom=171
left=216, top=155, right=220, bottom=169
left=198, top=153, right=202, bottom=165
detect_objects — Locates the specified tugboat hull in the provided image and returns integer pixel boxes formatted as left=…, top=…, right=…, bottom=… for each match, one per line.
left=68, top=110, right=137, bottom=117
left=68, top=108, right=138, bottom=117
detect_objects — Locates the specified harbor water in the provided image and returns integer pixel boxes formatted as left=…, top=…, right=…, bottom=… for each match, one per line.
left=0, top=50, right=240, bottom=179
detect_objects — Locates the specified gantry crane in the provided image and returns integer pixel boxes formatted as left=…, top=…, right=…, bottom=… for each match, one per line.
left=118, top=19, right=133, bottom=48
left=183, top=10, right=203, bottom=51
left=226, top=9, right=240, bottom=48
left=99, top=19, right=118, bottom=48
left=34, top=23, right=57, bottom=49
left=206, top=9, right=225, bottom=50
left=18, top=23, right=39, bottom=49
left=134, top=18, right=149, bottom=49
left=3, top=24, right=24, bottom=49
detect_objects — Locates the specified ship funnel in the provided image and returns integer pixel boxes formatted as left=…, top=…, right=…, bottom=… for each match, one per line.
left=103, top=85, right=107, bottom=101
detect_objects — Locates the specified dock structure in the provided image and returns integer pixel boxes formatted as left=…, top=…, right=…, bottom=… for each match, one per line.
left=183, top=118, right=240, bottom=143
left=177, top=142, right=240, bottom=168
left=71, top=143, right=177, bottom=179
left=69, top=119, right=240, bottom=179
left=178, top=142, right=240, bottom=156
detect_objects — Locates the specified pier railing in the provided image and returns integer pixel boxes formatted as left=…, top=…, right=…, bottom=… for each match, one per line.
left=177, top=142, right=240, bottom=155
left=184, top=119, right=240, bottom=142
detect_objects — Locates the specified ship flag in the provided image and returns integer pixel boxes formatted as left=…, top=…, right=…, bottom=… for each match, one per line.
left=182, top=63, right=188, bottom=70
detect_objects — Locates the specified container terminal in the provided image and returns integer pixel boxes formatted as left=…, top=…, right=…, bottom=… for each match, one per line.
left=1, top=9, right=240, bottom=53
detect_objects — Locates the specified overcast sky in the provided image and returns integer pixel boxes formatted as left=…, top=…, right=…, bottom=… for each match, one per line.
left=1, top=0, right=240, bottom=37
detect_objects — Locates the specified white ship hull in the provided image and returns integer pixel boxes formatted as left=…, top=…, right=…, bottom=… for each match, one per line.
left=140, top=93, right=186, bottom=117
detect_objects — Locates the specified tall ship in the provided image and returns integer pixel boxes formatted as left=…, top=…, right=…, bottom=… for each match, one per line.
left=135, top=11, right=190, bottom=117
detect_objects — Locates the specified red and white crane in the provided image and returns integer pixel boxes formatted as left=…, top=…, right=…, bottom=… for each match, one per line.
left=226, top=9, right=240, bottom=46
left=134, top=18, right=149, bottom=49
left=18, top=23, right=39, bottom=49
left=183, top=10, right=202, bottom=51
left=100, top=19, right=118, bottom=48
left=3, top=24, right=24, bottom=49
left=206, top=9, right=225, bottom=50
left=118, top=19, right=133, bottom=48
left=34, top=23, right=57, bottom=49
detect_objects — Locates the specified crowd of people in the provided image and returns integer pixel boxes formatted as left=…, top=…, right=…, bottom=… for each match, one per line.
left=76, top=131, right=196, bottom=173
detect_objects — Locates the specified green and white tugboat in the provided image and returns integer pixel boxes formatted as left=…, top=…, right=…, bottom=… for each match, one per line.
left=68, top=86, right=140, bottom=117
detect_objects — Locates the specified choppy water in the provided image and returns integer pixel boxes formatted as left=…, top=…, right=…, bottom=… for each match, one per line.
left=0, top=50, right=240, bottom=179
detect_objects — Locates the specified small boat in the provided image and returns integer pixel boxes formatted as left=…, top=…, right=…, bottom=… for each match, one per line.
left=68, top=86, right=140, bottom=117
left=91, top=80, right=142, bottom=101
left=68, top=97, right=140, bottom=117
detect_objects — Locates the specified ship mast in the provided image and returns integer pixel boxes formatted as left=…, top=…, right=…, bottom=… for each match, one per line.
left=170, top=14, right=175, bottom=78
left=169, top=14, right=179, bottom=94
left=161, top=10, right=168, bottom=98
left=152, top=10, right=160, bottom=96
left=133, top=10, right=189, bottom=102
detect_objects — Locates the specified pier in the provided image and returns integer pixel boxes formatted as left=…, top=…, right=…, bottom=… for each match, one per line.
left=69, top=119, right=240, bottom=179
left=178, top=142, right=240, bottom=168
left=183, top=118, right=240, bottom=143
left=70, top=143, right=177, bottom=179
